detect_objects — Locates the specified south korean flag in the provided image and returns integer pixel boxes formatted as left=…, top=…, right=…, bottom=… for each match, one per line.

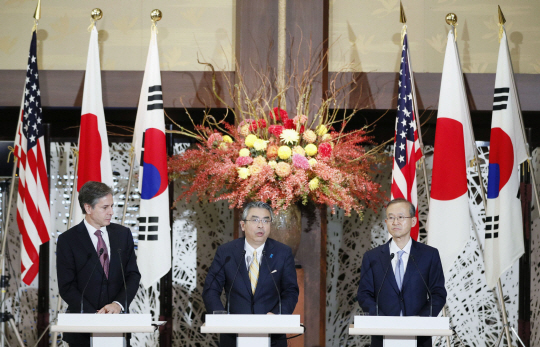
left=134, top=26, right=171, bottom=289
left=484, top=27, right=527, bottom=289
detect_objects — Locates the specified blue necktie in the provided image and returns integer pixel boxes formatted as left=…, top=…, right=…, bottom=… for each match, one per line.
left=395, top=250, right=405, bottom=290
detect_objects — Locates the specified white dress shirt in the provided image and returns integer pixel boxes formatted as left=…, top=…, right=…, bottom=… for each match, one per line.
left=244, top=240, right=265, bottom=269
left=83, top=218, right=123, bottom=311
left=84, top=219, right=112, bottom=261
left=390, top=237, right=412, bottom=274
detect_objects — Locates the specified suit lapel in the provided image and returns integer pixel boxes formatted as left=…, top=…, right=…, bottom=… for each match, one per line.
left=76, top=221, right=105, bottom=277
left=401, top=240, right=417, bottom=290
left=235, top=239, right=253, bottom=297
left=380, top=241, right=400, bottom=295
left=254, top=240, right=274, bottom=298
left=107, top=225, right=119, bottom=280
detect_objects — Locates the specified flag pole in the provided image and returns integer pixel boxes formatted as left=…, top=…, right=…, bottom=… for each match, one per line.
left=400, top=2, right=431, bottom=208
left=446, top=11, right=514, bottom=347
left=120, top=146, right=135, bottom=226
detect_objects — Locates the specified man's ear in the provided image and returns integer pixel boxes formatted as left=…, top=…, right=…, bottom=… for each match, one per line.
left=84, top=203, right=92, bottom=215
left=240, top=221, right=245, bottom=232
left=411, top=217, right=417, bottom=228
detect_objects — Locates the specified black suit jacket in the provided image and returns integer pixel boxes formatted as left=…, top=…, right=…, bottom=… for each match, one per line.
left=357, top=239, right=447, bottom=347
left=202, top=237, right=299, bottom=347
left=56, top=221, right=141, bottom=345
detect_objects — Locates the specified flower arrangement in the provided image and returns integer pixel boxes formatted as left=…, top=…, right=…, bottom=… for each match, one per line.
left=167, top=61, right=385, bottom=216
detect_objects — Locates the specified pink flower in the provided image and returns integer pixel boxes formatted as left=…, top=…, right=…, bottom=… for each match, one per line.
left=237, top=119, right=254, bottom=135
left=275, top=162, right=291, bottom=177
left=268, top=125, right=284, bottom=137
left=270, top=107, right=288, bottom=122
left=249, top=120, right=258, bottom=132
left=318, top=143, right=332, bottom=158
left=293, top=115, right=308, bottom=125
left=236, top=156, right=254, bottom=166
left=292, top=153, right=310, bottom=170
left=207, top=132, right=223, bottom=148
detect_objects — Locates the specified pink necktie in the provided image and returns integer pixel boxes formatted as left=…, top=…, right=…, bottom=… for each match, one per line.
left=94, top=230, right=110, bottom=278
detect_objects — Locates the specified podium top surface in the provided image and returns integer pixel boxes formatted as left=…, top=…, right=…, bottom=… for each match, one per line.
left=52, top=313, right=155, bottom=334
left=349, top=316, right=452, bottom=337
left=201, top=314, right=304, bottom=335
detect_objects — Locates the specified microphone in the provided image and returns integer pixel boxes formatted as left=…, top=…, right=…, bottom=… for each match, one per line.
left=376, top=252, right=395, bottom=316
left=117, top=249, right=128, bottom=313
left=410, top=254, right=433, bottom=317
left=227, top=250, right=246, bottom=314
left=263, top=251, right=281, bottom=315
left=81, top=248, right=104, bottom=313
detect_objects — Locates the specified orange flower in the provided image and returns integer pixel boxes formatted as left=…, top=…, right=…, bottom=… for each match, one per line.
left=267, top=145, right=279, bottom=159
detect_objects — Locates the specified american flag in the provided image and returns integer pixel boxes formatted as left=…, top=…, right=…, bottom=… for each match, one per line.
left=14, top=31, right=51, bottom=285
left=391, top=33, right=421, bottom=240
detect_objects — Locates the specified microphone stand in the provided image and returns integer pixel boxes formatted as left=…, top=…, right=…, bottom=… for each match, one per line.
left=262, top=251, right=281, bottom=315
left=227, top=250, right=246, bottom=314
left=376, top=253, right=394, bottom=316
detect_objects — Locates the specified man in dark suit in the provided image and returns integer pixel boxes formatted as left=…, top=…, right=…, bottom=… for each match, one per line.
left=357, top=198, right=447, bottom=347
left=202, top=201, right=299, bottom=347
left=57, top=181, right=141, bottom=347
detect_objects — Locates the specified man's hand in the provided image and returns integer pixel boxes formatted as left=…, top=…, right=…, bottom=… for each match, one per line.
left=97, top=302, right=122, bottom=314
left=267, top=312, right=275, bottom=315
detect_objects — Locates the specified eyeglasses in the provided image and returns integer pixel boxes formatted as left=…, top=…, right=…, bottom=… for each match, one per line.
left=386, top=216, right=413, bottom=223
left=244, top=218, right=271, bottom=225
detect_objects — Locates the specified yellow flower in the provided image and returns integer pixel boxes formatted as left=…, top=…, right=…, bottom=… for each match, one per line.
left=309, top=177, right=319, bottom=190
left=239, top=148, right=251, bottom=157
left=249, top=165, right=262, bottom=175
left=278, top=146, right=292, bottom=160
left=240, top=124, right=250, bottom=137
left=268, top=160, right=277, bottom=169
left=316, top=124, right=328, bottom=136
left=253, top=156, right=267, bottom=166
left=322, top=134, right=332, bottom=142
left=237, top=167, right=251, bottom=179
left=253, top=139, right=269, bottom=151
left=308, top=158, right=317, bottom=167
left=245, top=134, right=258, bottom=148
left=275, top=162, right=292, bottom=177
left=222, top=135, right=233, bottom=143
left=219, top=143, right=228, bottom=150
left=303, top=129, right=317, bottom=143
left=293, top=145, right=305, bottom=156
left=280, top=129, right=300, bottom=145
left=305, top=144, right=318, bottom=156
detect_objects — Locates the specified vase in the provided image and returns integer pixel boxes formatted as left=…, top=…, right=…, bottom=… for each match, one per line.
left=270, top=204, right=302, bottom=257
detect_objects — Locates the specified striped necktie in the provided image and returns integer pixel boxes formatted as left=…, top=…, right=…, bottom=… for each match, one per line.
left=248, top=250, right=259, bottom=294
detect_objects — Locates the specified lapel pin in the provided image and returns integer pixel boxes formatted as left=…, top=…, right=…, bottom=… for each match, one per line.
left=270, top=254, right=274, bottom=258
left=271, top=270, right=277, bottom=274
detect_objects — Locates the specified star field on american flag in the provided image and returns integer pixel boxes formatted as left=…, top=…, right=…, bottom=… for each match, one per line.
left=394, top=35, right=417, bottom=170
left=22, top=35, right=43, bottom=152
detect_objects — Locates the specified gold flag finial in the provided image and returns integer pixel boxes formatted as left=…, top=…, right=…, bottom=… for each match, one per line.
left=400, top=1, right=406, bottom=24
left=445, top=13, right=458, bottom=26
left=151, top=9, right=163, bottom=22
left=498, top=5, right=506, bottom=25
left=33, top=0, right=41, bottom=21
left=91, top=8, right=103, bottom=21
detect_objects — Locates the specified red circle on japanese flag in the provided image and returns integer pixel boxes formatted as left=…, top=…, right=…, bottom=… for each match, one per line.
left=430, top=118, right=468, bottom=200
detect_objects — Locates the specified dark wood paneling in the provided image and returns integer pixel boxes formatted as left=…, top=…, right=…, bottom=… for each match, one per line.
left=331, top=71, right=540, bottom=112
left=0, top=70, right=234, bottom=108
left=3, top=70, right=540, bottom=112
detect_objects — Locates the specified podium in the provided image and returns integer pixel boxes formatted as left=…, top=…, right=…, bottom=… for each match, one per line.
left=201, top=314, right=303, bottom=347
left=51, top=314, right=155, bottom=347
left=349, top=316, right=452, bottom=347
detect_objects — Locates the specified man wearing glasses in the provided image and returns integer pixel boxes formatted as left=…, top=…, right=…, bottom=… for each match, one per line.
left=357, top=198, right=447, bottom=347
left=203, top=201, right=299, bottom=347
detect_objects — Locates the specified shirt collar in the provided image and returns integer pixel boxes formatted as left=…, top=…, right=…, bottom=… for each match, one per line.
left=84, top=218, right=107, bottom=235
left=390, top=237, right=412, bottom=254
left=244, top=239, right=265, bottom=255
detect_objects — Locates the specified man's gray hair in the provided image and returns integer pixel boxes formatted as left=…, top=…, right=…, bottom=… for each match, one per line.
left=78, top=181, right=113, bottom=214
left=242, top=201, right=273, bottom=222
left=386, top=198, right=415, bottom=217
